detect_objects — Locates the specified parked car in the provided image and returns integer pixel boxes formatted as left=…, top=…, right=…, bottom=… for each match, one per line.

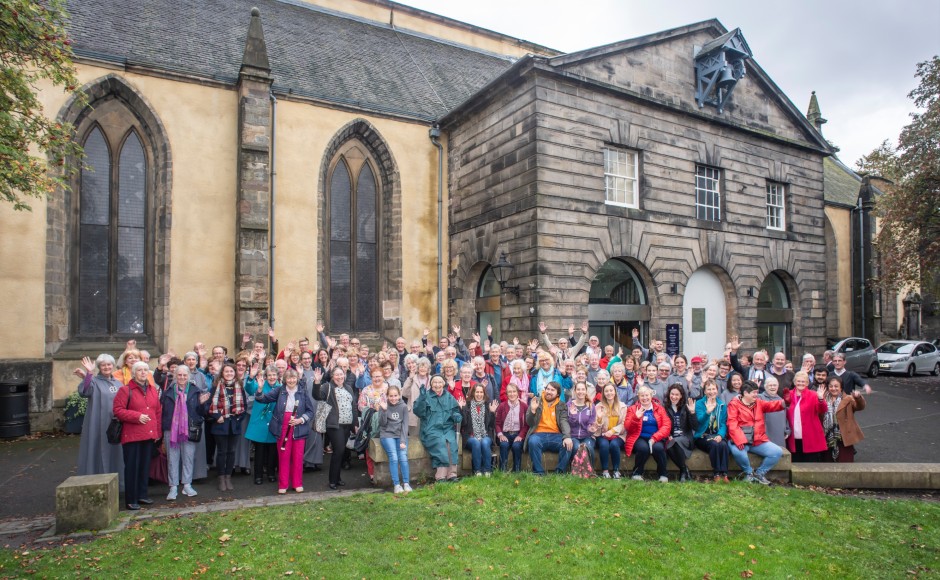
left=828, top=337, right=879, bottom=377
left=876, top=341, right=940, bottom=377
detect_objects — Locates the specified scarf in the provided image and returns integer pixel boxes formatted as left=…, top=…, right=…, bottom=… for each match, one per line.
left=470, top=400, right=487, bottom=438
left=169, top=383, right=189, bottom=449
left=824, top=395, right=842, bottom=460
left=536, top=367, right=554, bottom=395
left=209, top=379, right=245, bottom=418
left=510, top=372, right=530, bottom=401
left=625, top=370, right=635, bottom=384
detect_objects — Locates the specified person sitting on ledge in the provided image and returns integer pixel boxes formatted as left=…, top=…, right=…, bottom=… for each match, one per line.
left=524, top=381, right=573, bottom=475
left=727, top=380, right=785, bottom=485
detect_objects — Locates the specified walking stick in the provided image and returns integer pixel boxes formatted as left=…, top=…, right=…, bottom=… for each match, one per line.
left=281, top=411, right=294, bottom=452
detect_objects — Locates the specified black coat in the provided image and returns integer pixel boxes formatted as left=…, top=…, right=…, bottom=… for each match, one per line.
left=255, top=386, right=315, bottom=440
left=159, top=381, right=209, bottom=433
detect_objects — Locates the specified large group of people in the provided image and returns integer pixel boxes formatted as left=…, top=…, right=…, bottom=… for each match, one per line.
left=73, top=322, right=870, bottom=509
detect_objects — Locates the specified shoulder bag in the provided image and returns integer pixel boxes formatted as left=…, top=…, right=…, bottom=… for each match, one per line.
left=314, top=384, right=333, bottom=434
left=106, top=386, right=132, bottom=445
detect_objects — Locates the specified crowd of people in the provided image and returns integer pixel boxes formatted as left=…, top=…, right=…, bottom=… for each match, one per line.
left=73, top=322, right=869, bottom=509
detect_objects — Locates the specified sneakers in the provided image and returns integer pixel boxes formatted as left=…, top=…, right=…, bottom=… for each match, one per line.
left=166, top=486, right=178, bottom=501
left=474, top=472, right=483, bottom=477
left=631, top=474, right=643, bottom=481
left=403, top=483, right=413, bottom=493
left=182, top=484, right=197, bottom=497
left=612, top=471, right=621, bottom=480
left=602, top=471, right=611, bottom=479
left=754, top=474, right=772, bottom=485
left=393, top=484, right=404, bottom=494
left=658, top=476, right=669, bottom=483
left=742, top=473, right=756, bottom=483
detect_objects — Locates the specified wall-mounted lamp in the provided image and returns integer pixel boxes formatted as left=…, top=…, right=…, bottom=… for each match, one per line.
left=491, top=251, right=520, bottom=296
left=670, top=283, right=678, bottom=294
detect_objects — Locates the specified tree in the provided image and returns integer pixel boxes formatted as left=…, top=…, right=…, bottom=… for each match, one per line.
left=0, top=0, right=84, bottom=211
left=855, top=139, right=901, bottom=183
left=869, top=56, right=940, bottom=297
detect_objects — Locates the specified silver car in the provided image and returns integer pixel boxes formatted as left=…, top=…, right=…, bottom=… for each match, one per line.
left=829, top=337, right=879, bottom=378
left=876, top=341, right=940, bottom=377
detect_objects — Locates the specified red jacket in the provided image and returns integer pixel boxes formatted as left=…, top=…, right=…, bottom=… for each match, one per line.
left=112, top=380, right=162, bottom=444
left=623, top=401, right=671, bottom=455
left=784, top=389, right=829, bottom=453
left=495, top=400, right=528, bottom=439
left=727, top=397, right=784, bottom=449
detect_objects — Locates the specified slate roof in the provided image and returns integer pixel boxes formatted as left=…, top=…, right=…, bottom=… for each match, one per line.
left=824, top=156, right=884, bottom=208
left=65, top=0, right=517, bottom=121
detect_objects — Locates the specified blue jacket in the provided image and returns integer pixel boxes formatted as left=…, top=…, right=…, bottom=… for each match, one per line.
left=694, top=397, right=728, bottom=439
left=255, top=385, right=315, bottom=440
left=244, top=380, right=278, bottom=443
left=159, top=381, right=209, bottom=433
left=529, top=369, right=571, bottom=401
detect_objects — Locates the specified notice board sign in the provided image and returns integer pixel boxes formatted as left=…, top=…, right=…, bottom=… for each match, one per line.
left=665, top=323, right=680, bottom=356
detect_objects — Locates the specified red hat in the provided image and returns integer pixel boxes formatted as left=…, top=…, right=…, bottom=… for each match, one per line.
left=690, top=356, right=704, bottom=364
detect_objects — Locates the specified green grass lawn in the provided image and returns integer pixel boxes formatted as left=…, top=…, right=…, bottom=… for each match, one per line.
left=2, top=475, right=938, bottom=578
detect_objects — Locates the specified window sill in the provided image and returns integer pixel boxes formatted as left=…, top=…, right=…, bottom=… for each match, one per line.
left=51, top=339, right=159, bottom=361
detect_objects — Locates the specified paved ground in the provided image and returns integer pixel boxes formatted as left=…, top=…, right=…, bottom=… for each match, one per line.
left=0, top=373, right=936, bottom=545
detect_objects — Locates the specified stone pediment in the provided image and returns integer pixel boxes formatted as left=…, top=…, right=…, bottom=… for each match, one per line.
left=547, top=20, right=830, bottom=152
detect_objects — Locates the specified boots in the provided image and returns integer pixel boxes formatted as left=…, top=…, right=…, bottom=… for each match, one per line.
left=217, top=476, right=225, bottom=491
left=225, top=474, right=234, bottom=491
left=679, top=467, right=692, bottom=483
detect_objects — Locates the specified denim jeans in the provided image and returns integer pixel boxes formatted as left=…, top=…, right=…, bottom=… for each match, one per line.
left=527, top=432, right=572, bottom=474
left=380, top=437, right=410, bottom=486
left=499, top=432, right=523, bottom=472
left=466, top=436, right=493, bottom=473
left=729, top=441, right=783, bottom=476
left=597, top=436, right=624, bottom=471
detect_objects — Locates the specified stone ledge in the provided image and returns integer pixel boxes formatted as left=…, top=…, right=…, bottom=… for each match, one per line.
left=790, top=463, right=940, bottom=490
left=55, top=474, right=119, bottom=534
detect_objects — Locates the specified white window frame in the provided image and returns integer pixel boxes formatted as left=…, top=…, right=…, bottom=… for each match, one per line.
left=604, top=147, right=639, bottom=209
left=766, top=181, right=786, bottom=231
left=695, top=165, right=721, bottom=222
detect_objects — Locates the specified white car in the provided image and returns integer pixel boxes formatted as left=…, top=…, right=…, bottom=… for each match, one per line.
left=876, top=341, right=940, bottom=377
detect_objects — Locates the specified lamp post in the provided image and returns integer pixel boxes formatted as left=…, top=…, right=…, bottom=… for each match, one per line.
left=491, top=252, right=520, bottom=296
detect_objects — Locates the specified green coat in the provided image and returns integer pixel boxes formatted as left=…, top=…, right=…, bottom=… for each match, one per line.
left=413, top=386, right=462, bottom=468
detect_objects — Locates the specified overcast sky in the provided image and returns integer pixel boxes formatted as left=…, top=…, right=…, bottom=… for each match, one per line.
left=405, top=0, right=940, bottom=168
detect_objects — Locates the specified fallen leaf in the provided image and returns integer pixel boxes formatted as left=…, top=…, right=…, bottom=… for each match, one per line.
left=740, top=571, right=754, bottom=578
left=218, top=534, right=231, bottom=543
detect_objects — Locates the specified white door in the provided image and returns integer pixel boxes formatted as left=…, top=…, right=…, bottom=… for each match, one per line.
left=682, top=268, right=727, bottom=359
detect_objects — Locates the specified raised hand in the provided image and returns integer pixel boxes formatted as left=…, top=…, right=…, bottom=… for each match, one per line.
left=816, top=385, right=826, bottom=399
left=686, top=397, right=696, bottom=412
left=568, top=323, right=575, bottom=336
left=268, top=327, right=276, bottom=340
left=728, top=335, right=741, bottom=352
left=635, top=407, right=644, bottom=419
left=472, top=332, right=481, bottom=344
left=242, top=332, right=251, bottom=344
left=452, top=324, right=461, bottom=336
left=250, top=362, right=260, bottom=377
left=617, top=346, right=624, bottom=357
left=538, top=321, right=547, bottom=333
left=73, top=367, right=88, bottom=379
left=423, top=328, right=430, bottom=337
left=512, top=337, right=520, bottom=346
left=632, top=327, right=639, bottom=339
left=383, top=340, right=389, bottom=351
left=486, top=324, right=493, bottom=336
left=287, top=340, right=295, bottom=352
left=457, top=398, right=466, bottom=408
left=529, top=397, right=539, bottom=412
left=158, top=353, right=171, bottom=367
left=379, top=400, right=388, bottom=411
left=581, top=320, right=589, bottom=334
left=313, top=368, right=323, bottom=384
left=316, top=321, right=325, bottom=333
left=489, top=400, right=499, bottom=413
left=126, top=339, right=137, bottom=350
left=81, top=356, right=95, bottom=373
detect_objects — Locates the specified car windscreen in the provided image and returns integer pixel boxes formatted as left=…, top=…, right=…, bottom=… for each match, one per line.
left=877, top=343, right=915, bottom=354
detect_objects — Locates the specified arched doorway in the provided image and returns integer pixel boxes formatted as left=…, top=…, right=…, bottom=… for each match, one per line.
left=757, top=272, right=792, bottom=356
left=477, top=267, right=501, bottom=342
left=588, top=259, right=650, bottom=352
left=682, top=268, right=727, bottom=359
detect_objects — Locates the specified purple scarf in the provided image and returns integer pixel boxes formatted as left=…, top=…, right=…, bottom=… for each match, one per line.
left=169, top=385, right=189, bottom=448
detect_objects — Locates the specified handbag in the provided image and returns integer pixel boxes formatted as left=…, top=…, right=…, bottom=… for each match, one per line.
left=187, top=417, right=203, bottom=442
left=741, top=425, right=754, bottom=445
left=106, top=386, right=132, bottom=445
left=314, top=384, right=333, bottom=434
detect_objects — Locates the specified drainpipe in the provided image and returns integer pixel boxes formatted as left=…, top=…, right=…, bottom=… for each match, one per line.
left=858, top=196, right=866, bottom=340
left=269, top=92, right=278, bottom=331
left=429, top=123, right=443, bottom=339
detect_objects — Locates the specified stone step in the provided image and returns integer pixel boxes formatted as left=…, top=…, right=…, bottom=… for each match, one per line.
left=790, top=463, right=940, bottom=490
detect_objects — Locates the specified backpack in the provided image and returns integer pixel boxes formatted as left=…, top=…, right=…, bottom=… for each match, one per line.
left=354, top=407, right=378, bottom=454
left=570, top=443, right=595, bottom=478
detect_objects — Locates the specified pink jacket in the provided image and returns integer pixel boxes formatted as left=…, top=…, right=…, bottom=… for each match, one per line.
left=785, top=389, right=828, bottom=453
left=113, top=380, right=162, bottom=444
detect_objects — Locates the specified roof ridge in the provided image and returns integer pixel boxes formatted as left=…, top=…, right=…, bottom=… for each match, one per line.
left=273, top=0, right=517, bottom=62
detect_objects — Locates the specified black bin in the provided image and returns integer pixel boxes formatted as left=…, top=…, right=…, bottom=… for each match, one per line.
left=0, top=381, right=30, bottom=438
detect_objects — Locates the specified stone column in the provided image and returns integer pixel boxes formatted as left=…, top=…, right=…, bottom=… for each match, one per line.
left=235, top=8, right=273, bottom=346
